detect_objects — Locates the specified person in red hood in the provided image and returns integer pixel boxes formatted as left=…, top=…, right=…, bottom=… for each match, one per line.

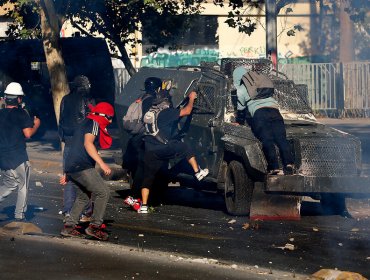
left=60, top=102, right=114, bottom=240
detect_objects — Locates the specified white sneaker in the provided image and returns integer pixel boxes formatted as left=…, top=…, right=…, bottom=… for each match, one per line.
left=137, top=205, right=148, bottom=214
left=195, top=168, right=209, bottom=181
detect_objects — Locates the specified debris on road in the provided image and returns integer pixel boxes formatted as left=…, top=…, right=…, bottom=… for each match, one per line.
left=242, top=223, right=250, bottom=230
left=311, top=269, right=367, bottom=280
left=312, top=227, right=319, bottom=232
left=276, top=243, right=295, bottom=251
left=228, top=219, right=236, bottom=224
left=1, top=222, right=42, bottom=235
left=35, top=181, right=43, bottom=187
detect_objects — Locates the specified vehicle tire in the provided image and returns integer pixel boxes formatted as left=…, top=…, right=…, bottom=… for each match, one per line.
left=320, top=194, right=346, bottom=215
left=224, top=160, right=254, bottom=216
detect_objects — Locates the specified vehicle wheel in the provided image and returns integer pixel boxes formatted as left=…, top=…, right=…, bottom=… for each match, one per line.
left=320, top=194, right=346, bottom=215
left=225, top=160, right=254, bottom=216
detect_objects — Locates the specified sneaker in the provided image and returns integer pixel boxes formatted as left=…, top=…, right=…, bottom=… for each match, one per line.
left=124, top=196, right=142, bottom=211
left=79, top=214, right=92, bottom=223
left=268, top=169, right=280, bottom=175
left=195, top=168, right=209, bottom=181
left=124, top=196, right=141, bottom=205
left=284, top=164, right=294, bottom=175
left=63, top=213, right=71, bottom=223
left=85, top=224, right=109, bottom=241
left=61, top=225, right=85, bottom=238
left=137, top=205, right=148, bottom=214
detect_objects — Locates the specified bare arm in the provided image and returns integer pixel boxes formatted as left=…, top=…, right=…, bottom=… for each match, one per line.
left=84, top=133, right=111, bottom=175
left=179, top=91, right=197, bottom=117
left=23, top=116, right=41, bottom=139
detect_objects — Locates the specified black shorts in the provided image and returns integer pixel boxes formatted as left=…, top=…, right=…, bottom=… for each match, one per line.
left=141, top=140, right=194, bottom=188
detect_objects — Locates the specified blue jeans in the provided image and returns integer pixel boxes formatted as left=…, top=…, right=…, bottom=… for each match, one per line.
left=63, top=145, right=92, bottom=215
left=252, top=108, right=294, bottom=170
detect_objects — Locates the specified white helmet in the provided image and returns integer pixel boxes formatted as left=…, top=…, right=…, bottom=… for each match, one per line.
left=4, top=82, right=25, bottom=96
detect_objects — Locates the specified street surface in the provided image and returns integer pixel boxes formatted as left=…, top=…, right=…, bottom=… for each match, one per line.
left=0, top=118, right=370, bottom=279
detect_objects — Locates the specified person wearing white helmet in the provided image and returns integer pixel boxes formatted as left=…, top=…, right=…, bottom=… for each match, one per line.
left=0, top=82, right=41, bottom=221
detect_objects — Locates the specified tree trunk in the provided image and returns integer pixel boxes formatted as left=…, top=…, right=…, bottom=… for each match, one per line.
left=339, top=0, right=355, bottom=62
left=116, top=42, right=137, bottom=77
left=37, top=0, right=69, bottom=124
left=265, top=0, right=278, bottom=72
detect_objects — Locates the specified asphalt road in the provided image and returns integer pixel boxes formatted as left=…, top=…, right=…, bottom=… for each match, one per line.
left=1, top=118, right=370, bottom=279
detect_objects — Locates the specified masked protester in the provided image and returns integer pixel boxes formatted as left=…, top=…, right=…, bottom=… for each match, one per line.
left=59, top=75, right=96, bottom=222
left=60, top=102, right=114, bottom=240
left=137, top=85, right=209, bottom=214
left=0, top=82, right=41, bottom=221
left=122, top=77, right=160, bottom=210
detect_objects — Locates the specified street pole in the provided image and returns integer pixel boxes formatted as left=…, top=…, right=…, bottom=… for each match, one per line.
left=266, top=0, right=278, bottom=73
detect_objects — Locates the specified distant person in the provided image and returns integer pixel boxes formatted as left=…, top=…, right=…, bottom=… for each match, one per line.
left=233, top=66, right=294, bottom=175
left=0, top=82, right=40, bottom=221
left=59, top=75, right=95, bottom=222
left=122, top=77, right=160, bottom=210
left=60, top=102, right=114, bottom=240
left=137, top=85, right=208, bottom=214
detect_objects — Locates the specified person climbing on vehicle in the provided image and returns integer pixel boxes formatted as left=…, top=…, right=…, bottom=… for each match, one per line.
left=122, top=77, right=159, bottom=210
left=137, top=82, right=209, bottom=214
left=232, top=66, right=294, bottom=175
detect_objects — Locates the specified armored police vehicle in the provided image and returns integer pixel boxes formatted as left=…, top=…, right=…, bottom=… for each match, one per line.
left=115, top=58, right=370, bottom=217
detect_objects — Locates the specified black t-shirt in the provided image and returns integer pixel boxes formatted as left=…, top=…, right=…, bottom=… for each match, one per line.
left=0, top=108, right=34, bottom=170
left=144, top=107, right=181, bottom=151
left=64, top=118, right=100, bottom=173
left=58, top=91, right=95, bottom=142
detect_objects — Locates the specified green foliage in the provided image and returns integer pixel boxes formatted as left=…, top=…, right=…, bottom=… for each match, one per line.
left=219, top=0, right=263, bottom=36
left=0, top=0, right=40, bottom=39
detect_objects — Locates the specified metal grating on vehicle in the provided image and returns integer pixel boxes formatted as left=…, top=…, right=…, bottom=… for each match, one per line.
left=220, top=58, right=272, bottom=77
left=296, top=137, right=359, bottom=177
left=218, top=58, right=312, bottom=115
left=195, top=81, right=217, bottom=114
left=273, top=79, right=312, bottom=114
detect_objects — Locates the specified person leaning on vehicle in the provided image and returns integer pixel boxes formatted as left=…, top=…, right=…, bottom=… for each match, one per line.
left=0, top=82, right=40, bottom=221
left=232, top=66, right=294, bottom=175
left=122, top=77, right=160, bottom=208
left=137, top=86, right=209, bottom=214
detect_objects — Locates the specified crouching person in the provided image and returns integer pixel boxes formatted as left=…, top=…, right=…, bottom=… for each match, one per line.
left=60, top=102, right=114, bottom=240
left=137, top=88, right=208, bottom=214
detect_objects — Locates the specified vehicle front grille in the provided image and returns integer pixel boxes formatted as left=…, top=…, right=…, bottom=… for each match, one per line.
left=295, top=137, right=360, bottom=177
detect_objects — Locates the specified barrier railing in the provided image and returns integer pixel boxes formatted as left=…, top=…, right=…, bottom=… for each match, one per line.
left=281, top=61, right=370, bottom=117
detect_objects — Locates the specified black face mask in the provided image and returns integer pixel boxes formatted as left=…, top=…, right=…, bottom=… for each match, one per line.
left=76, top=87, right=91, bottom=97
left=5, top=96, right=19, bottom=106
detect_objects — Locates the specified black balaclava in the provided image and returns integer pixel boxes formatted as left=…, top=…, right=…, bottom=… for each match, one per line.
left=72, top=75, right=91, bottom=97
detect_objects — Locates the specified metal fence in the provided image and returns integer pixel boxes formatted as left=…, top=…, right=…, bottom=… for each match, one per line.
left=113, top=67, right=131, bottom=97
left=280, top=61, right=370, bottom=117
